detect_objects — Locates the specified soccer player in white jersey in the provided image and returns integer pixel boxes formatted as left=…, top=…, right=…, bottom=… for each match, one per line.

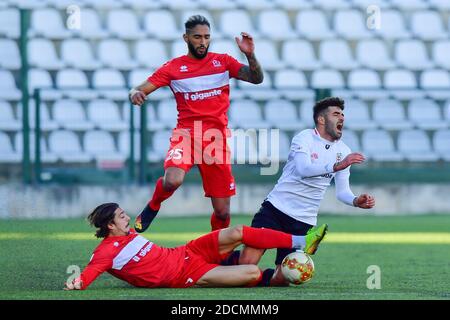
left=128, top=15, right=264, bottom=233
left=235, top=97, right=375, bottom=286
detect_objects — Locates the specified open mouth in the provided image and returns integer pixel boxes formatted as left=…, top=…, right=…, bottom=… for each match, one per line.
left=336, top=123, right=343, bottom=132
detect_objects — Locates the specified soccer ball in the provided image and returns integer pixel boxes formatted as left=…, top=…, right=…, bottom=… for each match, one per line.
left=281, top=251, right=315, bottom=285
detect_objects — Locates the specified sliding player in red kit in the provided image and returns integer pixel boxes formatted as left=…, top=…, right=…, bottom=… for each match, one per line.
left=128, top=15, right=264, bottom=233
left=64, top=203, right=327, bottom=290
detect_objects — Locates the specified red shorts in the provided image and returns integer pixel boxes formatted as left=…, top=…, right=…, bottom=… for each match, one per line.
left=163, top=127, right=236, bottom=198
left=171, top=230, right=222, bottom=288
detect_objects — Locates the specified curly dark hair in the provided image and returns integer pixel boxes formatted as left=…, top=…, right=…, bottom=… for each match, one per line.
left=185, top=15, right=210, bottom=33
left=313, top=97, right=345, bottom=125
left=87, top=203, right=119, bottom=238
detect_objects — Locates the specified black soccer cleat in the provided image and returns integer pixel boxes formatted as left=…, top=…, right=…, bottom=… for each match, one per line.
left=134, top=205, right=158, bottom=233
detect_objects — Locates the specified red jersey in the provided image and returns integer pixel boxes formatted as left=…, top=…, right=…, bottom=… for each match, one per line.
left=147, top=52, right=244, bottom=129
left=79, top=229, right=187, bottom=289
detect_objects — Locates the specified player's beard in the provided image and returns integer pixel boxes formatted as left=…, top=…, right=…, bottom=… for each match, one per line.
left=188, top=41, right=209, bottom=59
left=325, top=119, right=342, bottom=141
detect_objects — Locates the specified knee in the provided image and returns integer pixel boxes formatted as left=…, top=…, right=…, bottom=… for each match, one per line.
left=163, top=176, right=183, bottom=192
left=247, top=265, right=262, bottom=282
left=213, top=207, right=230, bottom=220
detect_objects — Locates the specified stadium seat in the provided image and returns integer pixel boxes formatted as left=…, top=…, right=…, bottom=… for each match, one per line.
left=28, top=69, right=62, bottom=101
left=273, top=69, right=314, bottom=100
left=334, top=10, right=374, bottom=40
left=390, top=0, right=430, bottom=10
left=407, top=99, right=448, bottom=130
left=157, top=99, right=178, bottom=129
left=61, top=39, right=102, bottom=71
left=98, top=39, right=138, bottom=70
left=281, top=40, right=322, bottom=71
left=71, top=8, right=110, bottom=39
left=220, top=10, right=260, bottom=39
left=347, top=69, right=389, bottom=100
left=144, top=10, right=181, bottom=40
left=7, top=0, right=47, bottom=9
left=0, top=8, right=19, bottom=38
left=310, top=0, right=351, bottom=9
left=0, top=132, right=21, bottom=163
left=319, top=40, right=359, bottom=71
left=227, top=129, right=258, bottom=164
left=342, top=99, right=377, bottom=130
left=118, top=130, right=141, bottom=161
left=171, top=39, right=188, bottom=59
left=361, top=129, right=404, bottom=162
left=196, top=0, right=237, bottom=9
left=395, top=40, right=434, bottom=71
left=397, top=130, right=439, bottom=162
left=149, top=130, right=172, bottom=162
left=342, top=130, right=361, bottom=152
left=17, top=100, right=58, bottom=131
left=253, top=40, right=285, bottom=71
left=48, top=130, right=92, bottom=163
left=85, top=0, right=123, bottom=9
left=28, top=39, right=65, bottom=70
left=134, top=40, right=169, bottom=69
left=45, top=0, right=84, bottom=9
left=121, top=0, right=163, bottom=9
left=432, top=41, right=450, bottom=70
left=375, top=10, right=411, bottom=39
left=56, top=69, right=98, bottom=100
left=432, top=129, right=450, bottom=160
left=411, top=11, right=448, bottom=40
left=30, top=8, right=71, bottom=39
left=273, top=0, right=313, bottom=10
left=420, top=69, right=450, bottom=100
left=356, top=40, right=397, bottom=70
left=92, top=68, right=128, bottom=100
left=258, top=10, right=297, bottom=40
left=257, top=129, right=291, bottom=163
left=428, top=0, right=450, bottom=10
left=0, top=39, right=20, bottom=70
left=0, top=69, right=21, bottom=101
left=264, top=99, right=304, bottom=131
left=209, top=39, right=245, bottom=63
left=299, top=100, right=315, bottom=127
left=311, top=69, right=345, bottom=89
left=372, top=99, right=413, bottom=130
left=238, top=71, right=280, bottom=100
left=83, top=130, right=126, bottom=163
left=122, top=101, right=165, bottom=132
left=234, top=0, right=275, bottom=10
left=53, top=99, right=94, bottom=131
left=295, top=10, right=336, bottom=40
left=107, top=9, right=144, bottom=40
left=14, top=132, right=58, bottom=163
left=384, top=69, right=426, bottom=100
left=350, top=0, right=392, bottom=9
left=159, top=0, right=199, bottom=9
left=87, top=99, right=127, bottom=132
left=229, top=100, right=269, bottom=129
left=0, top=100, right=21, bottom=131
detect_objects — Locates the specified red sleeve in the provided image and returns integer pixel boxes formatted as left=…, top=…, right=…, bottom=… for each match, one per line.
left=147, top=62, right=172, bottom=88
left=79, top=253, right=112, bottom=290
left=225, top=54, right=245, bottom=79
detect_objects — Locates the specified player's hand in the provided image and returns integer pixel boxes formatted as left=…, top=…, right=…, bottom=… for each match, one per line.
left=333, top=152, right=365, bottom=172
left=235, top=32, right=255, bottom=56
left=353, top=194, right=375, bottom=209
left=129, top=89, right=147, bottom=106
left=64, top=278, right=83, bottom=290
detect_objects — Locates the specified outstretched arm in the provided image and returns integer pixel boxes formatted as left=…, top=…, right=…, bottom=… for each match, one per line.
left=235, top=32, right=264, bottom=84
left=64, top=257, right=111, bottom=291
left=335, top=170, right=375, bottom=209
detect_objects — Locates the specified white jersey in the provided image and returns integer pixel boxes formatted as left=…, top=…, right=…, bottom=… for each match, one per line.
left=267, top=129, right=352, bottom=226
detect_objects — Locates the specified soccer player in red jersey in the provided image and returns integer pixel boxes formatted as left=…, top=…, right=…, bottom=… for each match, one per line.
left=64, top=203, right=327, bottom=290
left=128, top=15, right=264, bottom=233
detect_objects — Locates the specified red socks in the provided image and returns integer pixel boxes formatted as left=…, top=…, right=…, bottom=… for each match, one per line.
left=149, top=177, right=175, bottom=211
left=242, top=226, right=292, bottom=249
left=210, top=212, right=231, bottom=231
